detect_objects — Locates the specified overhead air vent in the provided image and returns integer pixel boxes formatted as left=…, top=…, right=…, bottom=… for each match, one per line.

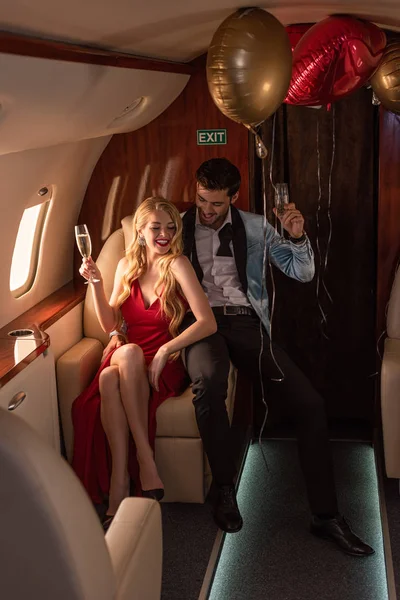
left=107, top=96, right=146, bottom=129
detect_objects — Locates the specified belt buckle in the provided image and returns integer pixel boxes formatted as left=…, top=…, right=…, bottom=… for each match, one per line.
left=223, top=305, right=235, bottom=316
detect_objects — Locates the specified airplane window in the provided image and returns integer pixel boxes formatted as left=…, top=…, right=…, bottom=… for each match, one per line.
left=10, top=200, right=50, bottom=297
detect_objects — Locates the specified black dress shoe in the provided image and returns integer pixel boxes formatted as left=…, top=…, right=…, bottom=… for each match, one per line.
left=213, top=484, right=243, bottom=533
left=142, top=488, right=165, bottom=502
left=311, top=515, right=375, bottom=556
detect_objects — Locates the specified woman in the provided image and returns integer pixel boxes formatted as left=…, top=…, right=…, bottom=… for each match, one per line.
left=72, top=197, right=216, bottom=529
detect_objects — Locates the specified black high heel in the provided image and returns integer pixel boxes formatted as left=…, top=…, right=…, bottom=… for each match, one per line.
left=142, top=488, right=165, bottom=502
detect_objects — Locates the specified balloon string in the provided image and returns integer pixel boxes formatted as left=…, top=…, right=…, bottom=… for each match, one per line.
left=259, top=155, right=271, bottom=473
left=268, top=116, right=277, bottom=193
left=322, top=105, right=335, bottom=304
left=266, top=112, right=284, bottom=384
left=315, top=117, right=329, bottom=337
left=268, top=115, right=283, bottom=237
left=257, top=115, right=285, bottom=472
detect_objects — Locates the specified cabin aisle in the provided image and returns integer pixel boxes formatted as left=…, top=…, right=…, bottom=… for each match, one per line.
left=161, top=503, right=218, bottom=599
left=383, top=476, right=400, bottom=598
left=208, top=440, right=388, bottom=600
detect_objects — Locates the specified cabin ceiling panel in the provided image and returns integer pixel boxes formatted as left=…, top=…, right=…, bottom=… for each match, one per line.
left=0, top=53, right=189, bottom=155
left=0, top=136, right=109, bottom=328
left=0, top=1, right=399, bottom=62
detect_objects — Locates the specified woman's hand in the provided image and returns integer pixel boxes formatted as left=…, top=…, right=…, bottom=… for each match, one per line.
left=102, top=335, right=125, bottom=362
left=148, top=346, right=170, bottom=392
left=79, top=257, right=102, bottom=283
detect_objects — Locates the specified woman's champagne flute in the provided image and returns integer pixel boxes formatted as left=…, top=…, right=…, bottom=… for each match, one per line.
left=75, top=224, right=100, bottom=284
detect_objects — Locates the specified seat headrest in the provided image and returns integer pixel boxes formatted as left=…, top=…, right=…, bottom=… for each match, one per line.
left=84, top=228, right=125, bottom=344
left=387, top=264, right=400, bottom=340
left=122, top=215, right=134, bottom=249
left=0, top=408, right=114, bottom=600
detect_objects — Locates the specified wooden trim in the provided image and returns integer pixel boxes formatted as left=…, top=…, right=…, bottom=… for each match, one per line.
left=0, top=31, right=195, bottom=75
left=0, top=278, right=86, bottom=337
left=0, top=279, right=86, bottom=387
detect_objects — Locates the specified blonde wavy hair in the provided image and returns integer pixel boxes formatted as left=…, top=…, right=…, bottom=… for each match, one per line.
left=116, top=197, right=186, bottom=344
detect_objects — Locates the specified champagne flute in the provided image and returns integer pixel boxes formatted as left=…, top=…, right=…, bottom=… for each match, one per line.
left=274, top=183, right=289, bottom=215
left=274, top=183, right=289, bottom=237
left=75, top=224, right=100, bottom=284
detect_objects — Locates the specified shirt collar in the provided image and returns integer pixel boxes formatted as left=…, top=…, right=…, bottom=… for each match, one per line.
left=195, top=206, right=232, bottom=232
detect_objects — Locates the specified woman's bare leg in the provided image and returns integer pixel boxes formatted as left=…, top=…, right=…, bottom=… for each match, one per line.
left=111, top=344, right=163, bottom=492
left=99, top=366, right=130, bottom=515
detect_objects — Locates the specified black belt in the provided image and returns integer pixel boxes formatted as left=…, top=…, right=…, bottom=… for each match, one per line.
left=211, top=305, right=255, bottom=316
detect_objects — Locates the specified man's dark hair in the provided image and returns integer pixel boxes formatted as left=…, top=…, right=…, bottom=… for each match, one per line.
left=195, top=158, right=241, bottom=198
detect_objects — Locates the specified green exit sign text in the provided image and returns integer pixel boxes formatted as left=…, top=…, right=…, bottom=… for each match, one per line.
left=197, top=129, right=227, bottom=145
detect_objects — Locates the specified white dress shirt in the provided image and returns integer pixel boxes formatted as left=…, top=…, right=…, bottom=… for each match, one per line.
left=195, top=208, right=251, bottom=307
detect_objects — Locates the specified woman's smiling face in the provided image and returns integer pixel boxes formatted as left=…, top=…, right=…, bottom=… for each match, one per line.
left=140, top=209, right=177, bottom=255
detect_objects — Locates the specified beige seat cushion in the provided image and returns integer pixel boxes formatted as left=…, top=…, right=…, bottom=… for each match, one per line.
left=156, top=365, right=236, bottom=437
left=381, top=337, right=400, bottom=478
left=1, top=406, right=163, bottom=600
left=387, top=266, right=400, bottom=339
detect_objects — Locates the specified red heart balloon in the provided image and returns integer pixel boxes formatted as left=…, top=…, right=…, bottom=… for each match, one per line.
left=286, top=23, right=313, bottom=52
left=285, top=17, right=386, bottom=106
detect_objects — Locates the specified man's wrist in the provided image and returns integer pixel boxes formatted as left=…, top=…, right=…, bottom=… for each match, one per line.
left=289, top=232, right=307, bottom=244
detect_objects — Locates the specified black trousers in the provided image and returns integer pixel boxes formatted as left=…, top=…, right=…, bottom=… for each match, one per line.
left=181, top=312, right=338, bottom=516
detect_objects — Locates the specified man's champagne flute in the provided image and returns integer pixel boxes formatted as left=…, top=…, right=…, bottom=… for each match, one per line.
left=274, top=183, right=289, bottom=237
left=75, top=224, right=100, bottom=284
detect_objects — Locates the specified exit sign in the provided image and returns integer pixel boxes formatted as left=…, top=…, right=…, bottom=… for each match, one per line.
left=197, top=129, right=227, bottom=145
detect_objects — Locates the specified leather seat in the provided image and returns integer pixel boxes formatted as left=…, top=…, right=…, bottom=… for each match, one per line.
left=0, top=406, right=162, bottom=600
left=57, top=217, right=237, bottom=502
left=381, top=263, right=400, bottom=478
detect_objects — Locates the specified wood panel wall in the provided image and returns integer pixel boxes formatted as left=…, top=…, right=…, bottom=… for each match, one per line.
left=377, top=109, right=400, bottom=340
left=78, top=56, right=249, bottom=261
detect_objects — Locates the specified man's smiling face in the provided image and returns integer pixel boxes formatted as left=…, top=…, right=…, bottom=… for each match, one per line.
left=195, top=184, right=238, bottom=230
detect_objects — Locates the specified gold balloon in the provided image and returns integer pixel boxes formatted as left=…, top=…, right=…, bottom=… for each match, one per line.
left=371, top=41, right=400, bottom=114
left=207, top=8, right=292, bottom=127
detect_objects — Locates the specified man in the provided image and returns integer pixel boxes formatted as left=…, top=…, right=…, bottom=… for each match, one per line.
left=108, top=158, right=373, bottom=556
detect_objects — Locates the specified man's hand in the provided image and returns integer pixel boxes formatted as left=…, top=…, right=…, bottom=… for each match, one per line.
left=147, top=346, right=170, bottom=392
left=273, top=202, right=304, bottom=239
left=102, top=334, right=125, bottom=362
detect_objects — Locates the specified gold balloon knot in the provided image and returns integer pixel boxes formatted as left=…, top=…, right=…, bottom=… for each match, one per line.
left=372, top=90, right=381, bottom=106
left=255, top=134, right=268, bottom=159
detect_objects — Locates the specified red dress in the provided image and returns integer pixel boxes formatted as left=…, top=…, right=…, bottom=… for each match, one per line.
left=72, top=278, right=189, bottom=504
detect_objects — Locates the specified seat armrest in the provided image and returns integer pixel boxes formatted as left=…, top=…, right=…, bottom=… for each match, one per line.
left=56, top=337, right=104, bottom=461
left=105, top=498, right=162, bottom=600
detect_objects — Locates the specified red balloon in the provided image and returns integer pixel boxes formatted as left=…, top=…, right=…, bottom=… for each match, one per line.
left=286, top=23, right=313, bottom=52
left=285, top=17, right=386, bottom=106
